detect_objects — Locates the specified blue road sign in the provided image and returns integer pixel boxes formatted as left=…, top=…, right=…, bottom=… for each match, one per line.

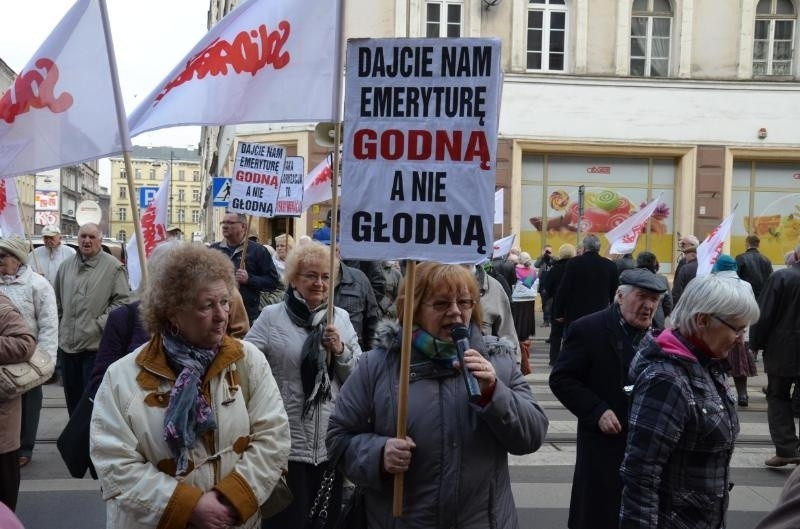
left=212, top=177, right=232, bottom=207
left=138, top=187, right=159, bottom=208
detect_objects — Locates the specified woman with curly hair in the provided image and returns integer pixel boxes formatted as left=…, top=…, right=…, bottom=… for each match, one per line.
left=91, top=243, right=290, bottom=529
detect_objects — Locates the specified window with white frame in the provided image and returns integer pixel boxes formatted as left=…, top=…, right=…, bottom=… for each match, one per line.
left=426, top=0, right=462, bottom=38
left=754, top=0, right=796, bottom=76
left=630, top=0, right=672, bottom=77
left=526, top=0, right=567, bottom=72
left=118, top=208, right=127, bottom=222
left=192, top=209, right=200, bottom=223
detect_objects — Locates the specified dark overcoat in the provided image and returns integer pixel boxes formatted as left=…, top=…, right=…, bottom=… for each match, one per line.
left=750, top=263, right=800, bottom=376
left=552, top=251, right=618, bottom=324
left=549, top=306, right=637, bottom=529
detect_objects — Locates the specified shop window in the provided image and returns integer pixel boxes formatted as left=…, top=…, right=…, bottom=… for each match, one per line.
left=521, top=154, right=677, bottom=272
left=731, top=160, right=800, bottom=264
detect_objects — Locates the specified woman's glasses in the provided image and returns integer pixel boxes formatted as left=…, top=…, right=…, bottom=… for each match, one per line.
left=712, top=315, right=747, bottom=337
left=299, top=273, right=331, bottom=283
left=421, top=299, right=476, bottom=312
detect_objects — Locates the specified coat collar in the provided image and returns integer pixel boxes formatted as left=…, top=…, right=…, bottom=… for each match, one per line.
left=135, top=334, right=245, bottom=390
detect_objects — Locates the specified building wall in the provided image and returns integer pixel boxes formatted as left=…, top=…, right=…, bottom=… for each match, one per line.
left=200, top=0, right=800, bottom=266
left=109, top=147, right=203, bottom=243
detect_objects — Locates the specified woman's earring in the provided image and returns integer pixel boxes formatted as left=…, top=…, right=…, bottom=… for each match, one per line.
left=168, top=321, right=180, bottom=337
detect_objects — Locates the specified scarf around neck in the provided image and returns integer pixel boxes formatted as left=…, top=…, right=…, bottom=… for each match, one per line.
left=161, top=333, right=218, bottom=475
left=411, top=325, right=458, bottom=360
left=285, top=287, right=331, bottom=418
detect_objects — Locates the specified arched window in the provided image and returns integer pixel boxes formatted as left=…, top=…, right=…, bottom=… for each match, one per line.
left=527, top=0, right=568, bottom=72
left=425, top=0, right=462, bottom=38
left=754, top=0, right=796, bottom=75
left=630, top=0, right=672, bottom=77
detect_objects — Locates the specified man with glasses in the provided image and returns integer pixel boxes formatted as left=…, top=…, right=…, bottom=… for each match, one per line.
left=211, top=212, right=280, bottom=324
left=550, top=268, right=666, bottom=529
left=751, top=244, right=800, bottom=467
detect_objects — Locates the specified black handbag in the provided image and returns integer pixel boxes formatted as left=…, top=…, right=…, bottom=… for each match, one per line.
left=306, top=465, right=366, bottom=529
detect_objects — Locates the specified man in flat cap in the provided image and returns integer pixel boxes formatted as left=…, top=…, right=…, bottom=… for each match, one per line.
left=550, top=268, right=666, bottom=529
left=165, top=225, right=182, bottom=241
left=28, top=225, right=75, bottom=287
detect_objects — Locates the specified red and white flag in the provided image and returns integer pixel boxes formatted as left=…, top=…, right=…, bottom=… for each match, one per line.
left=302, top=153, right=340, bottom=212
left=128, top=0, right=341, bottom=137
left=0, top=179, right=25, bottom=236
left=696, top=207, right=737, bottom=277
left=126, top=170, right=170, bottom=290
left=0, top=0, right=128, bottom=178
left=492, top=234, right=516, bottom=259
left=604, top=194, right=663, bottom=255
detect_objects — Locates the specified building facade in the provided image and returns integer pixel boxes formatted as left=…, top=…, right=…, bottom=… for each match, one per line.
left=109, top=146, right=203, bottom=243
left=200, top=0, right=800, bottom=270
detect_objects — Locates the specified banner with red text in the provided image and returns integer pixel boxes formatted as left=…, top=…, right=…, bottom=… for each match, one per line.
left=228, top=142, right=286, bottom=218
left=0, top=0, right=127, bottom=178
left=275, top=156, right=304, bottom=217
left=127, top=0, right=341, bottom=136
left=340, top=38, right=502, bottom=263
left=126, top=170, right=170, bottom=290
left=697, top=207, right=737, bottom=277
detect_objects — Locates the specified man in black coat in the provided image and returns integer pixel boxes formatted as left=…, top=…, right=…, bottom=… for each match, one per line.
left=735, top=234, right=774, bottom=299
left=550, top=268, right=666, bottom=529
left=751, top=245, right=800, bottom=467
left=552, top=234, right=619, bottom=327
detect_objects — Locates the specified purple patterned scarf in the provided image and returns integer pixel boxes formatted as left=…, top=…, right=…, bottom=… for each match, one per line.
left=162, top=333, right=218, bottom=475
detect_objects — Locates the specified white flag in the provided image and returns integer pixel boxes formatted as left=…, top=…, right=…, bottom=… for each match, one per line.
left=126, top=170, right=170, bottom=290
left=492, top=234, right=516, bottom=259
left=604, top=194, right=663, bottom=255
left=0, top=0, right=128, bottom=178
left=0, top=179, right=25, bottom=236
left=494, top=189, right=504, bottom=224
left=696, top=207, right=737, bottom=277
left=128, top=0, right=341, bottom=137
left=302, top=153, right=339, bottom=212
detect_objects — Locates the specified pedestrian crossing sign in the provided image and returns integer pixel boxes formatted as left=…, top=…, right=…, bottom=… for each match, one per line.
left=212, top=177, right=232, bottom=207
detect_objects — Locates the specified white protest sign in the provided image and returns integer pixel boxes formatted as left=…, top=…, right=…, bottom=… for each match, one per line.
left=340, top=38, right=502, bottom=264
left=275, top=156, right=304, bottom=217
left=228, top=142, right=286, bottom=217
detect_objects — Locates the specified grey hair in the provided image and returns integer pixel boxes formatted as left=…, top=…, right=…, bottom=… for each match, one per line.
left=582, top=234, right=601, bottom=253
left=670, top=274, right=760, bottom=336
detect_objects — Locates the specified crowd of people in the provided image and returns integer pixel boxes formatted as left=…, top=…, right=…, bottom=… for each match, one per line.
left=1, top=217, right=799, bottom=529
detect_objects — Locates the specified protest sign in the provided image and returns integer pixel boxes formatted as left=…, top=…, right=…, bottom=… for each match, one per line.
left=275, top=156, right=304, bottom=217
left=340, top=38, right=502, bottom=263
left=228, top=142, right=286, bottom=217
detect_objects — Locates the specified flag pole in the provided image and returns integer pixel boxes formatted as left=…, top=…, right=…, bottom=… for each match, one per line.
left=97, top=0, right=147, bottom=286
left=325, top=0, right=346, bottom=325
left=393, top=260, right=415, bottom=517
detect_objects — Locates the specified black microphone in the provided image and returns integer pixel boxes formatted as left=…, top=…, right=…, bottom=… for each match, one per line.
left=451, top=325, right=483, bottom=403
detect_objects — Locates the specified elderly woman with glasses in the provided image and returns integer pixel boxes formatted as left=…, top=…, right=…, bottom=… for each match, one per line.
left=245, top=242, right=361, bottom=528
left=327, top=262, right=548, bottom=529
left=620, top=273, right=760, bottom=529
